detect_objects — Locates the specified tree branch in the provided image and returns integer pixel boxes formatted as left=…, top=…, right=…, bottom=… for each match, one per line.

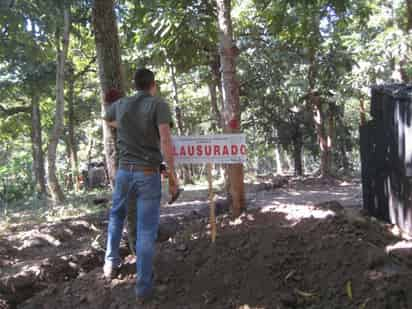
left=74, top=56, right=97, bottom=79
left=0, top=104, right=31, bottom=116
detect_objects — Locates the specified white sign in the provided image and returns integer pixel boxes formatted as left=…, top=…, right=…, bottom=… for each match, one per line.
left=172, top=134, right=247, bottom=165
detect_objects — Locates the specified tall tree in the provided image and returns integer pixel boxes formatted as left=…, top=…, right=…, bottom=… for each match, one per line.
left=66, top=65, right=80, bottom=191
left=31, top=94, right=47, bottom=197
left=47, top=6, right=71, bottom=203
left=91, top=0, right=125, bottom=185
left=216, top=0, right=245, bottom=216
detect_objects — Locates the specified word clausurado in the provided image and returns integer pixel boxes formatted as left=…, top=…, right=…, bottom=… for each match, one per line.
left=171, top=134, right=247, bottom=165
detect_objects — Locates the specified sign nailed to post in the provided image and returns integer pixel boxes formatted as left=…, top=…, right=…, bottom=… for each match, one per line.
left=172, top=134, right=247, bottom=165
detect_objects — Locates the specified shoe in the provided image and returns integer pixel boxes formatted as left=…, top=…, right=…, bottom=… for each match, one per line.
left=103, top=263, right=120, bottom=279
left=136, top=292, right=153, bottom=305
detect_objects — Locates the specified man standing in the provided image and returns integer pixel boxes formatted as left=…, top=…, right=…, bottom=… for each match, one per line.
left=103, top=68, right=178, bottom=302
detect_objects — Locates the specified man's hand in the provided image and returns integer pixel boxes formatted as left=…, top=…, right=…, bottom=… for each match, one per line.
left=159, top=123, right=182, bottom=203
left=168, top=171, right=179, bottom=197
left=107, top=121, right=118, bottom=128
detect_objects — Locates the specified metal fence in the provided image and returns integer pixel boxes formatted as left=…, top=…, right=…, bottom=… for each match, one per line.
left=360, top=84, right=412, bottom=233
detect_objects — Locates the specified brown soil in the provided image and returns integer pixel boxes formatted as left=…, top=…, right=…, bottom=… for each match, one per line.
left=16, top=206, right=412, bottom=308
left=3, top=178, right=412, bottom=309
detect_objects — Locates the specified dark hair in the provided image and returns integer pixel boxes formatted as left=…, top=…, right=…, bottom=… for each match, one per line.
left=134, top=68, right=155, bottom=90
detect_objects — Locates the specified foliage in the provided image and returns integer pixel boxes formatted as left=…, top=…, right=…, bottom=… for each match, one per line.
left=1, top=0, right=412, bottom=201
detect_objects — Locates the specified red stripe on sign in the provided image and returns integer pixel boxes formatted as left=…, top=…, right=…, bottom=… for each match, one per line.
left=205, top=145, right=212, bottom=156
left=222, top=145, right=229, bottom=155
left=188, top=146, right=195, bottom=156
left=196, top=145, right=203, bottom=155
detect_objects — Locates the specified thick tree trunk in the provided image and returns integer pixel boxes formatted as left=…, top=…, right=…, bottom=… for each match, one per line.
left=92, top=0, right=125, bottom=186
left=31, top=95, right=47, bottom=197
left=47, top=8, right=70, bottom=203
left=216, top=0, right=245, bottom=217
left=67, top=71, right=80, bottom=191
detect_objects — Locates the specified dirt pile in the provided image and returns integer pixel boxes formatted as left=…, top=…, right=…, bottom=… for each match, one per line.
left=0, top=209, right=186, bottom=309
left=18, top=204, right=412, bottom=309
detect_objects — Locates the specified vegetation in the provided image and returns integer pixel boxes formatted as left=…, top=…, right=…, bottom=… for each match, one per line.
left=1, top=0, right=411, bottom=208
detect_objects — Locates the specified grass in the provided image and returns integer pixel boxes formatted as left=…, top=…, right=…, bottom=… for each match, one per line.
left=0, top=189, right=111, bottom=235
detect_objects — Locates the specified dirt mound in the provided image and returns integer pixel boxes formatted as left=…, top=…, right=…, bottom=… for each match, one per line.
left=18, top=205, right=412, bottom=309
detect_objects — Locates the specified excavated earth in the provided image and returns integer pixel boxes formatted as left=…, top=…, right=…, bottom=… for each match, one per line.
left=2, top=178, right=412, bottom=309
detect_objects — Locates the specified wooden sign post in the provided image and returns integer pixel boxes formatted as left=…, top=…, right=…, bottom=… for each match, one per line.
left=172, top=134, right=247, bottom=242
left=207, top=163, right=217, bottom=243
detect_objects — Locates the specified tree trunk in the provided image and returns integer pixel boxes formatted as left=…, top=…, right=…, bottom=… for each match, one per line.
left=292, top=137, right=303, bottom=176
left=312, top=99, right=331, bottom=177
left=275, top=145, right=282, bottom=175
left=359, top=97, right=366, bottom=126
left=67, top=70, right=80, bottom=191
left=216, top=0, right=245, bottom=217
left=308, top=46, right=332, bottom=177
left=92, top=0, right=125, bottom=186
left=168, top=63, right=184, bottom=135
left=208, top=81, right=221, bottom=131
left=47, top=8, right=70, bottom=203
left=209, top=55, right=223, bottom=130
left=400, top=0, right=412, bottom=82
left=168, top=62, right=193, bottom=185
left=31, top=95, right=47, bottom=198
left=325, top=107, right=334, bottom=174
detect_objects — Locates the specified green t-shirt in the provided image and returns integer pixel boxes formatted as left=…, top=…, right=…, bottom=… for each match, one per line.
left=104, top=91, right=173, bottom=168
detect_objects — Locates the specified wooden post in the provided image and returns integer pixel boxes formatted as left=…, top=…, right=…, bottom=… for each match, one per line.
left=207, top=163, right=217, bottom=243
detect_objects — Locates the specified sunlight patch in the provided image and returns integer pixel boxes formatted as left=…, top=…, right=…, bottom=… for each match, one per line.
left=229, top=213, right=255, bottom=226
left=260, top=203, right=335, bottom=224
left=386, top=241, right=412, bottom=253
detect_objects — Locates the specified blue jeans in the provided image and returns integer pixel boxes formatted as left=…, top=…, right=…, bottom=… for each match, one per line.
left=105, top=168, right=161, bottom=297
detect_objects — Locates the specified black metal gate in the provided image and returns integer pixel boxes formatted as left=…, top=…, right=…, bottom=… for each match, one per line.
left=360, top=84, right=412, bottom=233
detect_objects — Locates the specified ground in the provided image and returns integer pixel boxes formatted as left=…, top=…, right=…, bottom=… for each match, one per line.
left=1, top=177, right=412, bottom=309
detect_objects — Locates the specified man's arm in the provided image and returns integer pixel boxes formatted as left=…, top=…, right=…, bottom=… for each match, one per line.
left=158, top=123, right=179, bottom=195
left=103, top=101, right=117, bottom=127
left=107, top=121, right=117, bottom=128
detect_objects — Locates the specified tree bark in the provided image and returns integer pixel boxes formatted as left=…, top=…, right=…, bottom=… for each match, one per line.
left=209, top=55, right=223, bottom=130
left=216, top=0, right=245, bottom=217
left=168, top=62, right=194, bottom=185
left=92, top=0, right=125, bottom=186
left=208, top=81, right=222, bottom=131
left=67, top=68, right=80, bottom=191
left=31, top=95, right=47, bottom=197
left=326, top=104, right=334, bottom=174
left=47, top=8, right=71, bottom=203
left=292, top=137, right=303, bottom=176
left=359, top=97, right=366, bottom=126
left=312, top=98, right=331, bottom=177
left=400, top=0, right=412, bottom=82
left=307, top=46, right=332, bottom=177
